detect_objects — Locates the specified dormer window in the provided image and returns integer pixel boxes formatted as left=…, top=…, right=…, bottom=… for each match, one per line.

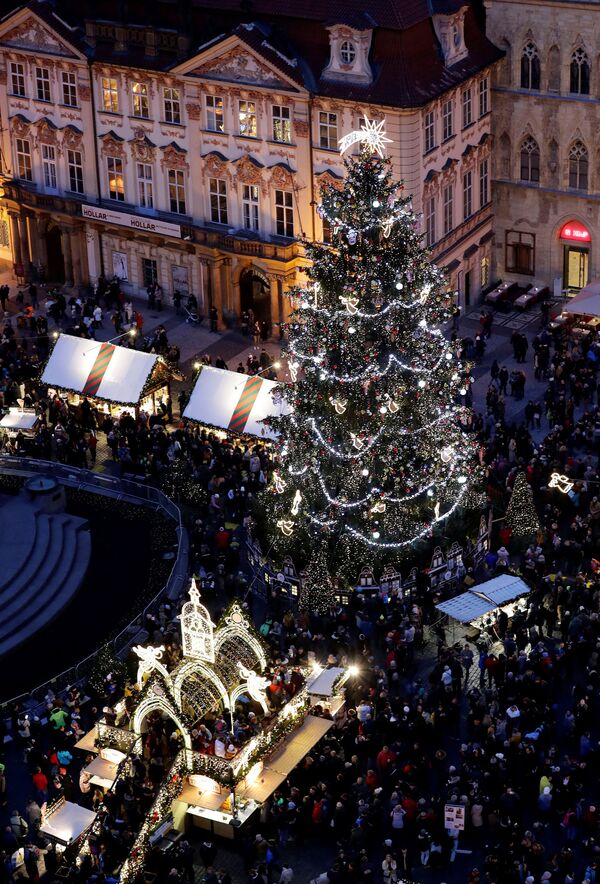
left=323, top=26, right=373, bottom=85
left=340, top=41, right=356, bottom=65
left=432, top=7, right=469, bottom=67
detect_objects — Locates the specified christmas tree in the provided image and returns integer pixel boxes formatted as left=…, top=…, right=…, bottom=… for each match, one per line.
left=505, top=472, right=539, bottom=538
left=263, top=119, right=482, bottom=589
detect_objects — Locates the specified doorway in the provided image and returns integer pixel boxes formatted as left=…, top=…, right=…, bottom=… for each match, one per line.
left=563, top=245, right=588, bottom=290
left=45, top=225, right=65, bottom=283
left=239, top=266, right=271, bottom=327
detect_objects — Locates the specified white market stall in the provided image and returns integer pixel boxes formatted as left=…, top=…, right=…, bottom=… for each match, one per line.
left=41, top=334, right=176, bottom=416
left=183, top=365, right=290, bottom=438
left=564, top=279, right=600, bottom=317
left=435, top=573, right=530, bottom=624
left=40, top=798, right=96, bottom=849
left=0, top=408, right=41, bottom=437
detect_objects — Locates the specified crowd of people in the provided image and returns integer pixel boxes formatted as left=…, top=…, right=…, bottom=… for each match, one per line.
left=0, top=281, right=599, bottom=884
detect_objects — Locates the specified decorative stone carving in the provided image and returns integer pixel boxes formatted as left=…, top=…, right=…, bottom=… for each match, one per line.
left=316, top=170, right=344, bottom=192
left=202, top=152, right=229, bottom=181
left=78, top=84, right=91, bottom=102
left=293, top=119, right=309, bottom=138
left=35, top=118, right=57, bottom=146
left=62, top=125, right=83, bottom=149
left=185, top=102, right=201, bottom=120
left=1, top=17, right=76, bottom=57
left=190, top=49, right=289, bottom=89
left=10, top=115, right=31, bottom=137
left=235, top=154, right=263, bottom=185
left=161, top=142, right=188, bottom=169
left=130, top=131, right=155, bottom=162
left=100, top=132, right=126, bottom=159
left=270, top=164, right=293, bottom=189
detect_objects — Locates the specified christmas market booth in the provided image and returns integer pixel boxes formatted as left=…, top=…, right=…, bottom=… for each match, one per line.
left=72, top=580, right=348, bottom=882
left=183, top=365, right=290, bottom=438
left=435, top=573, right=530, bottom=641
left=41, top=334, right=179, bottom=418
left=39, top=797, right=96, bottom=853
left=0, top=407, right=42, bottom=441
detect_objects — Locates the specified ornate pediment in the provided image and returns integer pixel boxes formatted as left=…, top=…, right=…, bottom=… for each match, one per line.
left=234, top=154, right=263, bottom=185
left=100, top=131, right=126, bottom=159
left=35, top=117, right=58, bottom=145
left=1, top=16, right=78, bottom=58
left=202, top=151, right=230, bottom=181
left=316, top=170, right=344, bottom=193
left=161, top=142, right=189, bottom=170
left=189, top=48, right=291, bottom=89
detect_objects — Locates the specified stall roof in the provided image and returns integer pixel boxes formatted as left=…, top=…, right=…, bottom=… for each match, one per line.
left=40, top=800, right=96, bottom=845
left=436, top=575, right=529, bottom=623
left=41, top=335, right=159, bottom=405
left=564, top=280, right=600, bottom=317
left=0, top=410, right=39, bottom=431
left=306, top=667, right=346, bottom=698
left=183, top=365, right=291, bottom=438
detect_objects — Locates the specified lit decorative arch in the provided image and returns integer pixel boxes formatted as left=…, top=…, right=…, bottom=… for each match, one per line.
left=214, top=604, right=267, bottom=677
left=173, top=659, right=231, bottom=717
left=132, top=691, right=192, bottom=750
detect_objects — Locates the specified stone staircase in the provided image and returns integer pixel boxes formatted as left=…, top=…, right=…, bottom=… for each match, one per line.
left=0, top=498, right=91, bottom=657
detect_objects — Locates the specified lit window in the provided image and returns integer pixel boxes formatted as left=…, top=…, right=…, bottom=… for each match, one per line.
left=238, top=100, right=257, bottom=137
left=275, top=189, right=294, bottom=237
left=209, top=178, right=228, bottom=224
left=107, top=156, right=125, bottom=201
left=168, top=168, right=186, bottom=214
left=272, top=106, right=291, bottom=143
left=163, top=87, right=181, bottom=124
left=62, top=72, right=77, bottom=107
left=132, top=82, right=149, bottom=118
left=206, top=95, right=224, bottom=132
left=102, top=77, right=119, bottom=113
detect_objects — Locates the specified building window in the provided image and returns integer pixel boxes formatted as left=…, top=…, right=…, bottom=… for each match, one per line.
left=506, top=230, right=535, bottom=274
left=443, top=184, right=453, bottom=235
left=168, top=168, right=186, bottom=214
left=209, top=177, right=228, bottom=224
left=481, top=255, right=490, bottom=289
left=132, top=82, right=149, bottom=118
left=569, top=140, right=588, bottom=190
left=322, top=216, right=332, bottom=244
left=142, top=257, right=158, bottom=289
left=137, top=162, right=153, bottom=208
left=163, top=87, right=181, bottom=124
left=442, top=99, right=454, bottom=141
left=101, top=77, right=119, bottom=113
left=570, top=48, right=590, bottom=94
left=206, top=95, right=224, bottom=132
left=67, top=149, right=84, bottom=193
left=462, top=88, right=472, bottom=128
left=425, top=196, right=436, bottom=247
left=340, top=41, right=356, bottom=64
left=238, top=100, right=257, bottom=137
left=520, top=136, right=540, bottom=182
left=272, top=105, right=291, bottom=143
left=107, top=157, right=125, bottom=201
left=479, top=158, right=489, bottom=206
left=424, top=110, right=436, bottom=153
left=15, top=139, right=32, bottom=181
left=521, top=42, right=540, bottom=90
left=479, top=77, right=489, bottom=116
left=10, top=62, right=25, bottom=97
left=62, top=72, right=78, bottom=107
left=275, top=189, right=294, bottom=237
left=35, top=67, right=51, bottom=102
left=463, top=170, right=473, bottom=220
left=42, top=144, right=57, bottom=189
left=242, top=184, right=259, bottom=231
left=319, top=112, right=338, bottom=149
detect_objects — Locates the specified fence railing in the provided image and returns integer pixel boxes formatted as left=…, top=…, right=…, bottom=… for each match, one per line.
left=0, top=456, right=189, bottom=712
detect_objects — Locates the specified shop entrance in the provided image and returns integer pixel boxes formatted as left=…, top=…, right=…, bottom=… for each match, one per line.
left=559, top=219, right=591, bottom=291
left=239, top=266, right=271, bottom=327
left=45, top=225, right=65, bottom=283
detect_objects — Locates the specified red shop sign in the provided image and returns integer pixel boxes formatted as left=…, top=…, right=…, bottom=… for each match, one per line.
left=560, top=220, right=591, bottom=242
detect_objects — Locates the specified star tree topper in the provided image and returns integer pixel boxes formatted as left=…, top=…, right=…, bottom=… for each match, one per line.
left=338, top=115, right=393, bottom=158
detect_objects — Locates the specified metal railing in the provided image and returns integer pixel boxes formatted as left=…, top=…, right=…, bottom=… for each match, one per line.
left=0, top=456, right=189, bottom=711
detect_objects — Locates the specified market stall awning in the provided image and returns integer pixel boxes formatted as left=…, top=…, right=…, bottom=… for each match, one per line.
left=183, top=366, right=290, bottom=438
left=306, top=667, right=346, bottom=698
left=564, top=280, right=600, bottom=317
left=41, top=335, right=159, bottom=405
left=40, top=800, right=96, bottom=846
left=0, top=409, right=40, bottom=431
left=435, top=574, right=530, bottom=623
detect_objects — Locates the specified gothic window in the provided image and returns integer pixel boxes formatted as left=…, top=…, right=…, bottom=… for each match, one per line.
left=520, top=136, right=540, bottom=182
left=570, top=48, right=590, bottom=94
left=569, top=140, right=588, bottom=190
left=521, top=43, right=541, bottom=90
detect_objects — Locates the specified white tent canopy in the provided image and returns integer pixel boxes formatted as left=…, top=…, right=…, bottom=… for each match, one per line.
left=436, top=574, right=530, bottom=623
left=183, top=365, right=290, bottom=438
left=564, top=280, right=600, bottom=317
left=41, top=335, right=158, bottom=404
left=0, top=409, right=40, bottom=431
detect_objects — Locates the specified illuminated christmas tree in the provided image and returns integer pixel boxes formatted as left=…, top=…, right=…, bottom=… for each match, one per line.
left=263, top=120, right=482, bottom=593
left=505, top=472, right=539, bottom=538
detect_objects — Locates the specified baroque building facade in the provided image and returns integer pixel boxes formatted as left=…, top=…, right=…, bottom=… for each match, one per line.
left=0, top=1, right=501, bottom=327
left=486, top=0, right=600, bottom=293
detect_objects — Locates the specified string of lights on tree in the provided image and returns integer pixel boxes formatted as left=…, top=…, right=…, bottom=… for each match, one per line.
left=261, top=117, right=483, bottom=596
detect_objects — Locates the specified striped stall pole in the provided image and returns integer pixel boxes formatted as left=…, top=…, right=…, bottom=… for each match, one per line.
left=82, top=342, right=115, bottom=397
left=228, top=375, right=263, bottom=434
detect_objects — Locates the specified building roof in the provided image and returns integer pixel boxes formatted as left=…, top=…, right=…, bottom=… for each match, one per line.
left=4, top=0, right=502, bottom=109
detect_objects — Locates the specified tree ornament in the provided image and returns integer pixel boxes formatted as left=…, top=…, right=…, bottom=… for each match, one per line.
left=272, top=471, right=287, bottom=493
left=329, top=396, right=348, bottom=415
left=350, top=433, right=365, bottom=451
left=347, top=230, right=358, bottom=245
left=290, top=490, right=302, bottom=516
left=340, top=295, right=359, bottom=315
left=276, top=519, right=295, bottom=536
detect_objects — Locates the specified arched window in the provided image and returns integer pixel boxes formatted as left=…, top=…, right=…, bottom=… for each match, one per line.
left=569, top=141, right=588, bottom=190
left=570, top=48, right=590, bottom=94
left=521, top=42, right=541, bottom=89
left=520, top=136, right=540, bottom=182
